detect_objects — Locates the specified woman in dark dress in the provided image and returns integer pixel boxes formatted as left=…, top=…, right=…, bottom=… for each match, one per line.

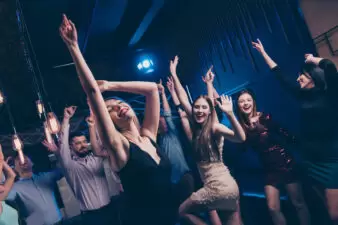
left=59, top=15, right=175, bottom=225
left=252, top=39, right=338, bottom=224
left=236, top=90, right=310, bottom=225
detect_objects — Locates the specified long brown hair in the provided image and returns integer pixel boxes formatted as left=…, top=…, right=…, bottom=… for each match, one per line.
left=192, top=95, right=220, bottom=162
left=235, top=90, right=258, bottom=130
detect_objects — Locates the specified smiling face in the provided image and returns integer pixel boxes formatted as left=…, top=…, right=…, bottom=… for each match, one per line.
left=192, top=97, right=211, bottom=124
left=237, top=92, right=255, bottom=116
left=297, top=72, right=315, bottom=89
left=105, top=98, right=135, bottom=130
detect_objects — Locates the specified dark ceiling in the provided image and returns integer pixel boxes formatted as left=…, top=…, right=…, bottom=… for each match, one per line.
left=0, top=0, right=189, bottom=135
left=0, top=0, right=314, bottom=144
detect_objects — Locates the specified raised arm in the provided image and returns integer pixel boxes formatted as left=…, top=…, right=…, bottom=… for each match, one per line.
left=158, top=79, right=171, bottom=114
left=213, top=95, right=246, bottom=143
left=98, top=81, right=160, bottom=141
left=53, top=106, right=78, bottom=167
left=202, top=66, right=222, bottom=125
left=252, top=39, right=301, bottom=98
left=166, top=76, right=193, bottom=141
left=59, top=15, right=128, bottom=170
left=305, top=54, right=338, bottom=93
left=169, top=56, right=192, bottom=116
left=0, top=162, right=16, bottom=200
left=86, top=115, right=109, bottom=158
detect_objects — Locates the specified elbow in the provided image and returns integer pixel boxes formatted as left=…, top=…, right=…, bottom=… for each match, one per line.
left=237, top=133, right=246, bottom=143
left=147, top=82, right=159, bottom=96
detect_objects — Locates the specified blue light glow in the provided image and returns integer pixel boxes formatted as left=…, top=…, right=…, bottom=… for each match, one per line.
left=136, top=55, right=154, bottom=74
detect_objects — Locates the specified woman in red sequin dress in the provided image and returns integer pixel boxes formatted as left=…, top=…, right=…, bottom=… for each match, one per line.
left=236, top=90, right=310, bottom=225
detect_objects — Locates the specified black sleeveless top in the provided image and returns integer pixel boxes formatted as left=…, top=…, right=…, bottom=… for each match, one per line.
left=119, top=137, right=175, bottom=225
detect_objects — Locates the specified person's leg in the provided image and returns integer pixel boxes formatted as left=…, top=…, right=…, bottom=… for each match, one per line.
left=179, top=197, right=208, bottom=225
left=264, top=185, right=286, bottom=225
left=285, top=182, right=310, bottom=225
left=218, top=202, right=242, bottom=225
left=208, top=210, right=222, bottom=225
left=325, top=189, right=338, bottom=225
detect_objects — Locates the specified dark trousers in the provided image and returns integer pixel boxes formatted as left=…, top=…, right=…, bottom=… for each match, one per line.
left=56, top=195, right=122, bottom=225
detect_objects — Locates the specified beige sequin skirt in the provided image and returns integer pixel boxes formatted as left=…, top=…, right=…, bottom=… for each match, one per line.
left=190, top=162, right=239, bottom=211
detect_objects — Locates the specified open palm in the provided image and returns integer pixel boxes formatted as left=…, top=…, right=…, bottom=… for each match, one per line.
left=216, top=95, right=233, bottom=114
left=170, top=55, right=179, bottom=76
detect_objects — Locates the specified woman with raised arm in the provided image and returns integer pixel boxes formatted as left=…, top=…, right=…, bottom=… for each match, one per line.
left=170, top=56, right=245, bottom=225
left=252, top=39, right=338, bottom=224
left=235, top=89, right=310, bottom=225
left=59, top=15, right=175, bottom=225
left=0, top=147, right=19, bottom=225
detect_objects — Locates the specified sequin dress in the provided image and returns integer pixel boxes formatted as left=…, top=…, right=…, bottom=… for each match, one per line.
left=245, top=113, right=297, bottom=186
left=190, top=137, right=239, bottom=211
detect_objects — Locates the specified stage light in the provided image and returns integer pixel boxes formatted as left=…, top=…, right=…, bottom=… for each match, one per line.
left=142, top=60, right=150, bottom=68
left=136, top=55, right=155, bottom=74
left=0, top=91, right=4, bottom=104
left=47, top=112, right=61, bottom=134
left=137, top=63, right=143, bottom=70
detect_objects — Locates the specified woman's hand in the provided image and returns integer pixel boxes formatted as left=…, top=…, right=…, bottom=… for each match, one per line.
left=166, top=76, right=175, bottom=93
left=59, top=14, right=78, bottom=47
left=252, top=39, right=265, bottom=54
left=157, top=79, right=165, bottom=94
left=216, top=95, right=234, bottom=115
left=86, top=115, right=95, bottom=128
left=202, top=66, right=215, bottom=84
left=96, top=80, right=109, bottom=93
left=170, top=56, right=179, bottom=76
left=304, top=54, right=315, bottom=64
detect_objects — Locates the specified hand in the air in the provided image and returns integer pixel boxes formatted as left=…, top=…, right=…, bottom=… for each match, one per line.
left=252, top=39, right=265, bottom=54
left=170, top=56, right=179, bottom=76
left=216, top=95, right=234, bottom=115
left=59, top=14, right=78, bottom=47
left=64, top=106, right=77, bottom=119
left=202, top=66, right=215, bottom=84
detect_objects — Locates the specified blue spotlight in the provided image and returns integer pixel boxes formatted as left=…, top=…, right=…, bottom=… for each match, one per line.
left=137, top=55, right=154, bottom=74
left=142, top=60, right=151, bottom=68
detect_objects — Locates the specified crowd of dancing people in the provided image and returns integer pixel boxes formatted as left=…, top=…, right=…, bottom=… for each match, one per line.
left=0, top=14, right=338, bottom=225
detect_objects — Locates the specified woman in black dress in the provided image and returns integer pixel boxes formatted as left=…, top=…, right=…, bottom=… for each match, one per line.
left=252, top=39, right=338, bottom=224
left=236, top=89, right=310, bottom=225
left=59, top=15, right=175, bottom=225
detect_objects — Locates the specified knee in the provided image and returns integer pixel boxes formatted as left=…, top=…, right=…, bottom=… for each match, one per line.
left=178, top=204, right=187, bottom=218
left=267, top=203, right=281, bottom=214
left=291, top=197, right=307, bottom=211
left=328, top=208, right=338, bottom=222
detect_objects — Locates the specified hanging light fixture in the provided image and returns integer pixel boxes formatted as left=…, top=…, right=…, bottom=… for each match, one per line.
left=0, top=90, right=4, bottom=104
left=44, top=121, right=53, bottom=144
left=47, top=112, right=61, bottom=134
left=36, top=99, right=45, bottom=118
left=12, top=134, right=25, bottom=164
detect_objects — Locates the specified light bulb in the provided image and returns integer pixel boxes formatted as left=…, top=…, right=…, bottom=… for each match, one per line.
left=12, top=134, right=24, bottom=151
left=0, top=91, right=4, bottom=104
left=36, top=100, right=45, bottom=117
left=47, top=112, right=61, bottom=134
left=44, top=122, right=53, bottom=143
